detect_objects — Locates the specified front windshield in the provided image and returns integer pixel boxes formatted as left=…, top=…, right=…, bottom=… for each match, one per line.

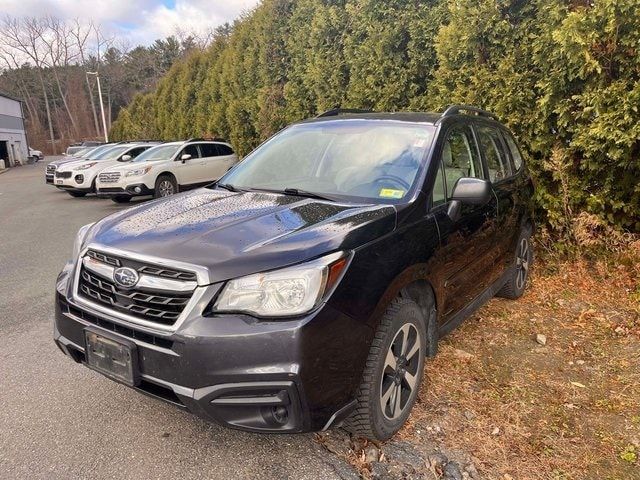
left=91, top=145, right=130, bottom=161
left=132, top=144, right=180, bottom=163
left=84, top=144, right=115, bottom=159
left=73, top=147, right=93, bottom=157
left=220, top=120, right=436, bottom=202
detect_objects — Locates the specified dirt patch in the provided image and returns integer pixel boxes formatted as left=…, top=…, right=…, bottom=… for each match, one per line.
left=323, top=252, right=640, bottom=479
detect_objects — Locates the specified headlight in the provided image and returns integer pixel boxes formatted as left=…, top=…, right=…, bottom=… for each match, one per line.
left=126, top=166, right=152, bottom=177
left=74, top=162, right=97, bottom=171
left=72, top=223, right=95, bottom=260
left=213, top=252, right=350, bottom=317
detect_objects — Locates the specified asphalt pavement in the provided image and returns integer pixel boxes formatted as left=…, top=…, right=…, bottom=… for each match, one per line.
left=0, top=158, right=356, bottom=480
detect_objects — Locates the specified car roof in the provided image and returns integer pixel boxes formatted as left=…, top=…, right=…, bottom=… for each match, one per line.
left=298, top=105, right=503, bottom=127
left=300, top=112, right=443, bottom=125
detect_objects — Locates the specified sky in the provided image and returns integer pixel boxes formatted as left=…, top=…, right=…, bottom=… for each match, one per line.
left=0, top=0, right=261, bottom=45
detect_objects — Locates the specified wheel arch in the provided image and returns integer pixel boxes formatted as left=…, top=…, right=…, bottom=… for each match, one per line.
left=156, top=171, right=177, bottom=183
left=367, top=264, right=441, bottom=357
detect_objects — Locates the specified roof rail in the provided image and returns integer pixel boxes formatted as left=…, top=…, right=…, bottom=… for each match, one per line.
left=184, top=137, right=229, bottom=143
left=316, top=108, right=373, bottom=118
left=440, top=104, right=499, bottom=121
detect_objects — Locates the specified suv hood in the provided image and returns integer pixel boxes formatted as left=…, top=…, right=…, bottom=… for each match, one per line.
left=86, top=189, right=396, bottom=284
left=57, top=159, right=98, bottom=172
left=50, top=157, right=88, bottom=168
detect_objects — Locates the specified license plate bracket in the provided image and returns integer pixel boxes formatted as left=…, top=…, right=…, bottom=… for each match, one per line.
left=84, top=328, right=140, bottom=386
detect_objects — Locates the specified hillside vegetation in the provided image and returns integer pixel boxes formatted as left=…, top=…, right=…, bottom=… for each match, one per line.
left=110, top=0, right=640, bottom=235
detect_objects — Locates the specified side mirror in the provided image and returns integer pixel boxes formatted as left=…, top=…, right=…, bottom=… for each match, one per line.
left=180, top=153, right=192, bottom=163
left=120, top=154, right=132, bottom=161
left=447, top=177, right=491, bottom=221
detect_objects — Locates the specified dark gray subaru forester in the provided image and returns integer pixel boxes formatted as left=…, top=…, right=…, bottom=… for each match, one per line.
left=54, top=106, right=534, bottom=440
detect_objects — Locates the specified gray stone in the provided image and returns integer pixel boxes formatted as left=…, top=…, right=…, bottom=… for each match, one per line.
left=443, top=462, right=464, bottom=480
left=364, top=444, right=380, bottom=463
left=370, top=461, right=391, bottom=479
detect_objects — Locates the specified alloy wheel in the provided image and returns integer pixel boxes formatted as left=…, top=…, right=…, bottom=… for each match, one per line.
left=515, top=237, right=530, bottom=290
left=380, top=323, right=422, bottom=420
left=158, top=180, right=175, bottom=197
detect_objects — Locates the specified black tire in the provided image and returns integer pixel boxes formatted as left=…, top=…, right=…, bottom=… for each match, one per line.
left=111, top=195, right=131, bottom=204
left=154, top=175, right=178, bottom=198
left=497, top=226, right=533, bottom=299
left=67, top=191, right=86, bottom=197
left=345, top=297, right=427, bottom=440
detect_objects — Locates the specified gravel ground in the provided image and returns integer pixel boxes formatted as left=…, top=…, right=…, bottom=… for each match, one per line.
left=0, top=158, right=357, bottom=480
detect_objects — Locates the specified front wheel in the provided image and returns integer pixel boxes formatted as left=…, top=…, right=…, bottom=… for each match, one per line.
left=345, top=297, right=426, bottom=440
left=154, top=175, right=178, bottom=198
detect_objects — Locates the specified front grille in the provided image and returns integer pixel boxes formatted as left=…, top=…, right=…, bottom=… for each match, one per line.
left=58, top=294, right=173, bottom=349
left=46, top=164, right=57, bottom=174
left=79, top=268, right=191, bottom=325
left=139, top=265, right=197, bottom=281
left=77, top=249, right=198, bottom=326
left=55, top=171, right=72, bottom=179
left=86, top=249, right=197, bottom=281
left=99, top=172, right=121, bottom=183
left=86, top=249, right=120, bottom=267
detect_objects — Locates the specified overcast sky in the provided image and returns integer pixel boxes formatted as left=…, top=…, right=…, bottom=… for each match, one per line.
left=0, top=0, right=261, bottom=45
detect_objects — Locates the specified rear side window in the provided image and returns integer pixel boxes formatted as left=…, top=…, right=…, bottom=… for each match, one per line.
left=502, top=131, right=523, bottom=171
left=433, top=125, right=483, bottom=205
left=199, top=143, right=219, bottom=157
left=216, top=144, right=234, bottom=156
left=476, top=125, right=512, bottom=182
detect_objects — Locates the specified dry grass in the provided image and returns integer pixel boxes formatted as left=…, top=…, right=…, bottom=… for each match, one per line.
left=401, top=247, right=640, bottom=479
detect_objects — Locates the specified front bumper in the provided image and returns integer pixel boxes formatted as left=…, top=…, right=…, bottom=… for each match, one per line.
left=96, top=183, right=154, bottom=198
left=53, top=267, right=369, bottom=433
left=55, top=171, right=95, bottom=191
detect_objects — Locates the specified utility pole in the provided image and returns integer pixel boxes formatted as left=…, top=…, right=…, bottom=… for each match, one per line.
left=87, top=72, right=108, bottom=142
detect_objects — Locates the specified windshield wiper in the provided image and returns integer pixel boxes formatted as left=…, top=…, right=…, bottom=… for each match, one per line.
left=216, top=183, right=241, bottom=192
left=282, top=188, right=335, bottom=202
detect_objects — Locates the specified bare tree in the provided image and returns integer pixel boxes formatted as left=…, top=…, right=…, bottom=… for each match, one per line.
left=1, top=16, right=56, bottom=153
left=70, top=18, right=100, bottom=136
left=0, top=46, right=39, bottom=124
left=42, top=16, right=80, bottom=137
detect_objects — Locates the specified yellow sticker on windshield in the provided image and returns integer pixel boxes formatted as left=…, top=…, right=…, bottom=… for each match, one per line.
left=379, top=188, right=405, bottom=199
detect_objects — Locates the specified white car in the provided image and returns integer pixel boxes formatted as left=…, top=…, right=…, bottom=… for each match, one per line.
left=29, top=147, right=44, bottom=162
left=54, top=143, right=157, bottom=197
left=95, top=139, right=238, bottom=203
left=46, top=144, right=116, bottom=184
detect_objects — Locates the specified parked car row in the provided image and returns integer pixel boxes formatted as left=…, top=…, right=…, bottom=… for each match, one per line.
left=46, top=139, right=238, bottom=202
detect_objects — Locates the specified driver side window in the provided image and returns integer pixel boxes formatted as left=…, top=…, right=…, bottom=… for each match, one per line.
left=433, top=125, right=483, bottom=206
left=180, top=144, right=200, bottom=160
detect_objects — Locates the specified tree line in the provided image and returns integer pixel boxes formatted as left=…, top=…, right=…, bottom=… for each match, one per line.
left=0, top=16, right=210, bottom=154
left=111, top=0, right=637, bottom=234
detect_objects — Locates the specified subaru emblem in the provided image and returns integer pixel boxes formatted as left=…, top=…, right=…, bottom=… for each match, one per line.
left=113, top=267, right=139, bottom=288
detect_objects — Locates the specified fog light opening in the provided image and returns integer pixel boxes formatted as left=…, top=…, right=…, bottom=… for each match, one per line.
left=271, top=406, right=289, bottom=425
left=134, top=186, right=142, bottom=193
left=75, top=174, right=84, bottom=184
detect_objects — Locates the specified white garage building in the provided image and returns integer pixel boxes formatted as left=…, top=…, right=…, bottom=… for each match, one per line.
left=0, top=92, right=28, bottom=168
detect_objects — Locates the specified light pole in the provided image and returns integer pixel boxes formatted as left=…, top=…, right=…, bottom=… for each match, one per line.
left=86, top=71, right=108, bottom=143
